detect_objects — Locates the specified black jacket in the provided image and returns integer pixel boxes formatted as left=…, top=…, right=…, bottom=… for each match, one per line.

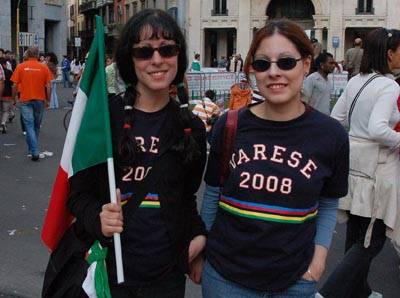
left=43, top=96, right=207, bottom=296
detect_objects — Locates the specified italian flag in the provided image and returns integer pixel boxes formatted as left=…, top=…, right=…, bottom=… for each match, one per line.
left=41, top=15, right=124, bottom=290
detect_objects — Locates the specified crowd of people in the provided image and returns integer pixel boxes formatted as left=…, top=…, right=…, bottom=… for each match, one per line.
left=1, top=7, right=399, bottom=298
left=0, top=46, right=89, bottom=161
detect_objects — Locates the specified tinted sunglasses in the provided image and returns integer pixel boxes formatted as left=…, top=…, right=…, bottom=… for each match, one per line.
left=132, top=44, right=180, bottom=59
left=251, top=57, right=302, bottom=72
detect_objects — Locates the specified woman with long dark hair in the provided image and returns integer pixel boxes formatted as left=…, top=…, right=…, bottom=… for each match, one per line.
left=319, top=28, right=400, bottom=298
left=196, top=19, right=349, bottom=297
left=44, top=9, right=207, bottom=297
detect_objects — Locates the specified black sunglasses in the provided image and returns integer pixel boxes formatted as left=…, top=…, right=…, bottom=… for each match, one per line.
left=251, top=57, right=302, bottom=72
left=132, top=44, right=180, bottom=59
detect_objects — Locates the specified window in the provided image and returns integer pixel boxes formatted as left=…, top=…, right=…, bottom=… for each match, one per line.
left=357, top=0, right=374, bottom=14
left=126, top=4, right=130, bottom=19
left=153, top=0, right=156, bottom=9
left=70, top=5, right=75, bottom=18
left=117, top=5, right=122, bottom=23
left=70, top=27, right=75, bottom=39
left=267, top=0, right=314, bottom=19
left=212, top=0, right=227, bottom=16
left=133, top=1, right=138, bottom=14
left=109, top=5, right=114, bottom=23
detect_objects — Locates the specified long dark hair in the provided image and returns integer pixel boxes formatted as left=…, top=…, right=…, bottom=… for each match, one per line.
left=114, top=9, right=199, bottom=166
left=360, top=28, right=400, bottom=75
left=46, top=52, right=58, bottom=65
left=244, top=19, right=314, bottom=80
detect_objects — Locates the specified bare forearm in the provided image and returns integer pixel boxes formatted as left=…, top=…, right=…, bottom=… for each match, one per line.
left=306, top=244, right=328, bottom=281
left=12, top=84, right=17, bottom=102
left=46, top=86, right=51, bottom=102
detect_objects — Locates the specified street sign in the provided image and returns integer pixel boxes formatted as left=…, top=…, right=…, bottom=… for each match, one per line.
left=332, top=36, right=340, bottom=48
left=75, top=37, right=81, bottom=47
left=18, top=32, right=39, bottom=47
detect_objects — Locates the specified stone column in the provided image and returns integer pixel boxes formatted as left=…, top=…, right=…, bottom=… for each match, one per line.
left=314, top=28, right=323, bottom=45
left=237, top=0, right=251, bottom=58
left=0, top=0, right=11, bottom=51
left=187, top=0, right=201, bottom=65
left=327, top=0, right=344, bottom=60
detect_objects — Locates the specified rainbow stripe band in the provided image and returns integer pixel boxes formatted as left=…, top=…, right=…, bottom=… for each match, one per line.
left=120, top=193, right=161, bottom=208
left=140, top=201, right=160, bottom=208
left=219, top=195, right=318, bottom=224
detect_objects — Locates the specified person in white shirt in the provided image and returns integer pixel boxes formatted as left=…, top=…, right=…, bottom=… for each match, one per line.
left=70, top=57, right=82, bottom=86
left=303, top=52, right=336, bottom=115
left=319, top=28, right=400, bottom=298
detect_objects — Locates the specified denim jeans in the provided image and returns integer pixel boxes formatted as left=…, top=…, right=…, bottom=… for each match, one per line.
left=109, top=270, right=186, bottom=298
left=319, top=214, right=386, bottom=298
left=202, top=261, right=316, bottom=298
left=62, top=70, right=70, bottom=88
left=20, top=100, right=44, bottom=156
left=50, top=80, right=59, bottom=109
left=0, top=100, right=13, bottom=124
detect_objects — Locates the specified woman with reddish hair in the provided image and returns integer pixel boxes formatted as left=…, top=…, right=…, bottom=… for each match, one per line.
left=196, top=19, right=349, bottom=297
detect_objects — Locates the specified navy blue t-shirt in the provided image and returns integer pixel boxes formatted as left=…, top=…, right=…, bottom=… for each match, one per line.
left=108, top=105, right=174, bottom=285
left=204, top=105, right=349, bottom=291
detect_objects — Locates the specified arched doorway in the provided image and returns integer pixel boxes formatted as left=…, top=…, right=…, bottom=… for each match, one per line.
left=265, top=0, right=327, bottom=51
left=266, top=0, right=315, bottom=30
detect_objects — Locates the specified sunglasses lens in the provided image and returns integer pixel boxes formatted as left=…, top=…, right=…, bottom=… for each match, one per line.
left=252, top=59, right=270, bottom=72
left=132, top=47, right=154, bottom=59
left=158, top=45, right=179, bottom=57
left=132, top=45, right=179, bottom=59
left=277, top=58, right=297, bottom=70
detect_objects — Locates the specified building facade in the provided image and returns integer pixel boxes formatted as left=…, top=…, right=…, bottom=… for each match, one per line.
left=0, top=0, right=67, bottom=62
left=69, top=0, right=175, bottom=57
left=186, top=0, right=400, bottom=67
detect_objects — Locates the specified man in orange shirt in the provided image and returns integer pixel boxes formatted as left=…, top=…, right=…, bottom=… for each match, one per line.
left=11, top=47, right=53, bottom=161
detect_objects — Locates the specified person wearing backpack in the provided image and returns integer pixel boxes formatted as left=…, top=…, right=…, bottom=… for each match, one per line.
left=191, top=19, right=349, bottom=298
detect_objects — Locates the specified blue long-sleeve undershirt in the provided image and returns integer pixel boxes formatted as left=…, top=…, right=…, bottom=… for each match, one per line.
left=200, top=184, right=338, bottom=249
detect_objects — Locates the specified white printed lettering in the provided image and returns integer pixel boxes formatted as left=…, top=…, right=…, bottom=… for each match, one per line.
left=300, top=160, right=318, bottom=179
left=239, top=172, right=251, bottom=188
left=270, top=145, right=286, bottom=163
left=266, top=176, right=278, bottom=192
left=253, top=144, right=267, bottom=160
left=237, top=149, right=251, bottom=165
left=280, top=178, right=292, bottom=194
left=135, top=137, right=146, bottom=152
left=252, top=174, right=264, bottom=190
left=149, top=136, right=159, bottom=154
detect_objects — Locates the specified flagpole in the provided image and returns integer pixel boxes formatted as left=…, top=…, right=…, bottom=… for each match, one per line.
left=107, top=158, right=124, bottom=283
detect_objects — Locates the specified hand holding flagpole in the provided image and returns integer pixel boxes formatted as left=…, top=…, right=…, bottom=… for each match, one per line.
left=106, top=159, right=124, bottom=283
left=41, top=15, right=124, bottom=284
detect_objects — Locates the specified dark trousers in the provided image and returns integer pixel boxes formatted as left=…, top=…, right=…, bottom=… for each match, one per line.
left=109, top=271, right=186, bottom=298
left=320, top=213, right=386, bottom=298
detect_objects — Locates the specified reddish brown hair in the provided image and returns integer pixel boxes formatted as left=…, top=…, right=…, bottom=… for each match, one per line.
left=244, top=19, right=314, bottom=79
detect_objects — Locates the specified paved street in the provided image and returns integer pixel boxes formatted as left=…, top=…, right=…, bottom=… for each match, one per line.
left=0, top=85, right=399, bottom=297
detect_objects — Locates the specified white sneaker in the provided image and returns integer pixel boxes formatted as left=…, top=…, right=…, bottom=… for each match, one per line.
left=315, top=293, right=325, bottom=298
left=27, top=153, right=45, bottom=159
left=42, top=151, right=53, bottom=157
left=369, top=291, right=383, bottom=298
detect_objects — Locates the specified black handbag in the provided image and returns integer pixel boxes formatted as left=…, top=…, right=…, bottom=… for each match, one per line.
left=42, top=225, right=92, bottom=298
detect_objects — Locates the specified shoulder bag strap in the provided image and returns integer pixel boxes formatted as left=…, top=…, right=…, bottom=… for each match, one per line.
left=219, top=109, right=239, bottom=186
left=348, top=74, right=381, bottom=125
